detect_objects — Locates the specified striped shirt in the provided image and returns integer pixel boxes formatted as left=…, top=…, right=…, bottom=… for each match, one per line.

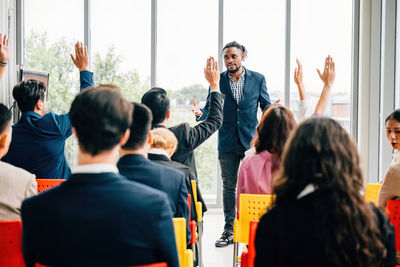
left=228, top=68, right=246, bottom=104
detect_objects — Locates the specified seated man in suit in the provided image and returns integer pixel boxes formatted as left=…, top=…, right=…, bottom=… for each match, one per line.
left=21, top=86, right=179, bottom=267
left=117, top=103, right=190, bottom=239
left=141, top=56, right=224, bottom=184
left=0, top=103, right=36, bottom=220
left=3, top=42, right=93, bottom=179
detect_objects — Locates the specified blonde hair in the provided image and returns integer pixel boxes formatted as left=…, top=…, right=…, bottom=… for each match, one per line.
left=151, top=128, right=178, bottom=153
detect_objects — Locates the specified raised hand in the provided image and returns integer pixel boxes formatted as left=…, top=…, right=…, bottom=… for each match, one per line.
left=204, top=56, right=220, bottom=90
left=294, top=58, right=306, bottom=100
left=0, top=33, right=9, bottom=64
left=317, top=55, right=335, bottom=87
left=70, top=42, right=89, bottom=71
left=190, top=98, right=203, bottom=117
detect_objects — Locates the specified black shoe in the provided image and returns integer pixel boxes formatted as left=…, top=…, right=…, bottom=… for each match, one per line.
left=215, top=231, right=233, bottom=247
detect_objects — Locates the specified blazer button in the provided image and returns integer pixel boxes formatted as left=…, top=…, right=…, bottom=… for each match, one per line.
left=237, top=108, right=239, bottom=112
left=237, top=121, right=240, bottom=125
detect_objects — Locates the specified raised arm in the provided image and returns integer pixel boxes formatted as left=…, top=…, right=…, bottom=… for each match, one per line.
left=0, top=34, right=9, bottom=82
left=314, top=55, right=335, bottom=115
left=70, top=42, right=94, bottom=90
left=294, top=58, right=306, bottom=100
left=181, top=57, right=224, bottom=150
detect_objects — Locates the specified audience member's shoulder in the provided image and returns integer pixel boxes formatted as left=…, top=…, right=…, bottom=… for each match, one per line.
left=169, top=123, right=191, bottom=134
left=0, top=161, right=35, bottom=181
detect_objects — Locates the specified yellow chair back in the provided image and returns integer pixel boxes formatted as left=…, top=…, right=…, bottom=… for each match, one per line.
left=173, top=218, right=193, bottom=267
left=234, top=194, right=275, bottom=245
left=365, top=183, right=382, bottom=205
left=191, top=180, right=202, bottom=222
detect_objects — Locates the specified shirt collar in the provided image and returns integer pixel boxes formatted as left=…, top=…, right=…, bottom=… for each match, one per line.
left=71, top=163, right=119, bottom=174
left=228, top=68, right=246, bottom=82
left=149, top=148, right=170, bottom=158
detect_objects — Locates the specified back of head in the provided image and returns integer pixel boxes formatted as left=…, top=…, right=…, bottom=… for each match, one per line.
left=0, top=103, right=11, bottom=134
left=122, top=103, right=153, bottom=150
left=69, top=85, right=132, bottom=156
left=252, top=104, right=296, bottom=155
left=12, top=80, right=46, bottom=112
left=151, top=128, right=178, bottom=153
left=274, top=117, right=387, bottom=266
left=141, top=87, right=169, bottom=127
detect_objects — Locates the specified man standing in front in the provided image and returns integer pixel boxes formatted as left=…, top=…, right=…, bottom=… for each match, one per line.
left=196, top=41, right=271, bottom=247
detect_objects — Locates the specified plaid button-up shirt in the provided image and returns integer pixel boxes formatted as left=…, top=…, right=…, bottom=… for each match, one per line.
left=228, top=68, right=245, bottom=105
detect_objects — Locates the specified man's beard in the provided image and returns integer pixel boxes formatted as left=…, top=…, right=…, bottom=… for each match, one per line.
left=227, top=66, right=241, bottom=74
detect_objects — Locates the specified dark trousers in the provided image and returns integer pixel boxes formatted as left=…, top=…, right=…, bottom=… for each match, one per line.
left=218, top=141, right=246, bottom=232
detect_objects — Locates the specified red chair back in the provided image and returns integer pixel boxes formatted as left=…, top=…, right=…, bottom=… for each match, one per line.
left=0, top=220, right=24, bottom=267
left=36, top=179, right=65, bottom=193
left=132, top=262, right=167, bottom=267
left=240, top=220, right=259, bottom=267
left=387, top=199, right=400, bottom=252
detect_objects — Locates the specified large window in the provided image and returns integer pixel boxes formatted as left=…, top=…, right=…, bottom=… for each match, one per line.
left=290, top=0, right=353, bottom=131
left=224, top=0, right=286, bottom=105
left=157, top=0, right=219, bottom=204
left=91, top=0, right=151, bottom=101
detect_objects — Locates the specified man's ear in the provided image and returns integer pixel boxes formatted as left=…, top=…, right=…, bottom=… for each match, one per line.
left=72, top=127, right=78, bottom=139
left=166, top=110, right=170, bottom=120
left=119, top=129, right=130, bottom=147
left=36, top=99, right=44, bottom=111
left=241, top=52, right=245, bottom=61
left=0, top=134, right=7, bottom=148
left=147, top=131, right=152, bottom=145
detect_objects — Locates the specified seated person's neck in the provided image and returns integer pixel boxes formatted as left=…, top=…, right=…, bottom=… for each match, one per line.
left=119, top=147, right=148, bottom=158
left=78, top=148, right=119, bottom=166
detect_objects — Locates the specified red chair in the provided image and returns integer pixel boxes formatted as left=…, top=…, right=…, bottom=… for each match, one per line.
left=36, top=179, right=65, bottom=193
left=386, top=199, right=400, bottom=252
left=240, top=220, right=258, bottom=267
left=0, top=220, right=24, bottom=267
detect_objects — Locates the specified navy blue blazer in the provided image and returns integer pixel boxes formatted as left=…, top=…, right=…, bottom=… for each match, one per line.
left=199, top=68, right=270, bottom=152
left=3, top=71, right=94, bottom=179
left=117, top=154, right=190, bottom=238
left=21, top=172, right=179, bottom=267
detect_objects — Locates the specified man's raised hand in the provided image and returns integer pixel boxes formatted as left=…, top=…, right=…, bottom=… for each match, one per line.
left=70, top=42, right=89, bottom=72
left=0, top=34, right=9, bottom=64
left=190, top=98, right=203, bottom=117
left=204, top=56, right=220, bottom=90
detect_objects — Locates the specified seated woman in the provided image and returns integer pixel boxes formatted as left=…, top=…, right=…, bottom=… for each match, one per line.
left=255, top=117, right=395, bottom=267
left=236, top=105, right=296, bottom=208
left=377, top=109, right=400, bottom=210
left=149, top=127, right=206, bottom=221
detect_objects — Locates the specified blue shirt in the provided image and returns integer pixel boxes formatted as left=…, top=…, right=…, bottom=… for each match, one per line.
left=3, top=71, right=94, bottom=179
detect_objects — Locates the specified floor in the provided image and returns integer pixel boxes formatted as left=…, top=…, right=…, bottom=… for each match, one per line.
left=202, top=208, right=236, bottom=267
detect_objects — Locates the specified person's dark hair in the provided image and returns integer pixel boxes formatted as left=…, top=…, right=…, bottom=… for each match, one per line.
left=69, top=85, right=132, bottom=156
left=222, top=41, right=248, bottom=59
left=141, top=87, right=170, bottom=127
left=385, top=109, right=400, bottom=124
left=252, top=104, right=296, bottom=156
left=0, top=103, right=11, bottom=133
left=122, top=102, right=153, bottom=150
left=274, top=117, right=387, bottom=266
left=12, top=80, right=46, bottom=112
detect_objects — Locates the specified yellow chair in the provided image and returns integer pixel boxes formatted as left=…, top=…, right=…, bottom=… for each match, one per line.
left=173, top=218, right=193, bottom=267
left=364, top=183, right=382, bottom=205
left=233, top=194, right=275, bottom=267
left=191, top=180, right=203, bottom=267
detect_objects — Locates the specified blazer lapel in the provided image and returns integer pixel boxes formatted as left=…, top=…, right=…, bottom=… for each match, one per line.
left=240, top=69, right=254, bottom=108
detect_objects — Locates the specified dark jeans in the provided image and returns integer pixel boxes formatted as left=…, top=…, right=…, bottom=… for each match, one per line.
left=218, top=141, right=246, bottom=232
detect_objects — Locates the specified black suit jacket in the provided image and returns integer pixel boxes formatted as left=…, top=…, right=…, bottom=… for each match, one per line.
left=148, top=153, right=207, bottom=222
left=21, top=172, right=179, bottom=267
left=163, top=91, right=224, bottom=179
left=117, top=154, right=190, bottom=238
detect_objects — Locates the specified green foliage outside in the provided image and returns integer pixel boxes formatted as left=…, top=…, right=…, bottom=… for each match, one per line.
left=24, top=32, right=218, bottom=197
